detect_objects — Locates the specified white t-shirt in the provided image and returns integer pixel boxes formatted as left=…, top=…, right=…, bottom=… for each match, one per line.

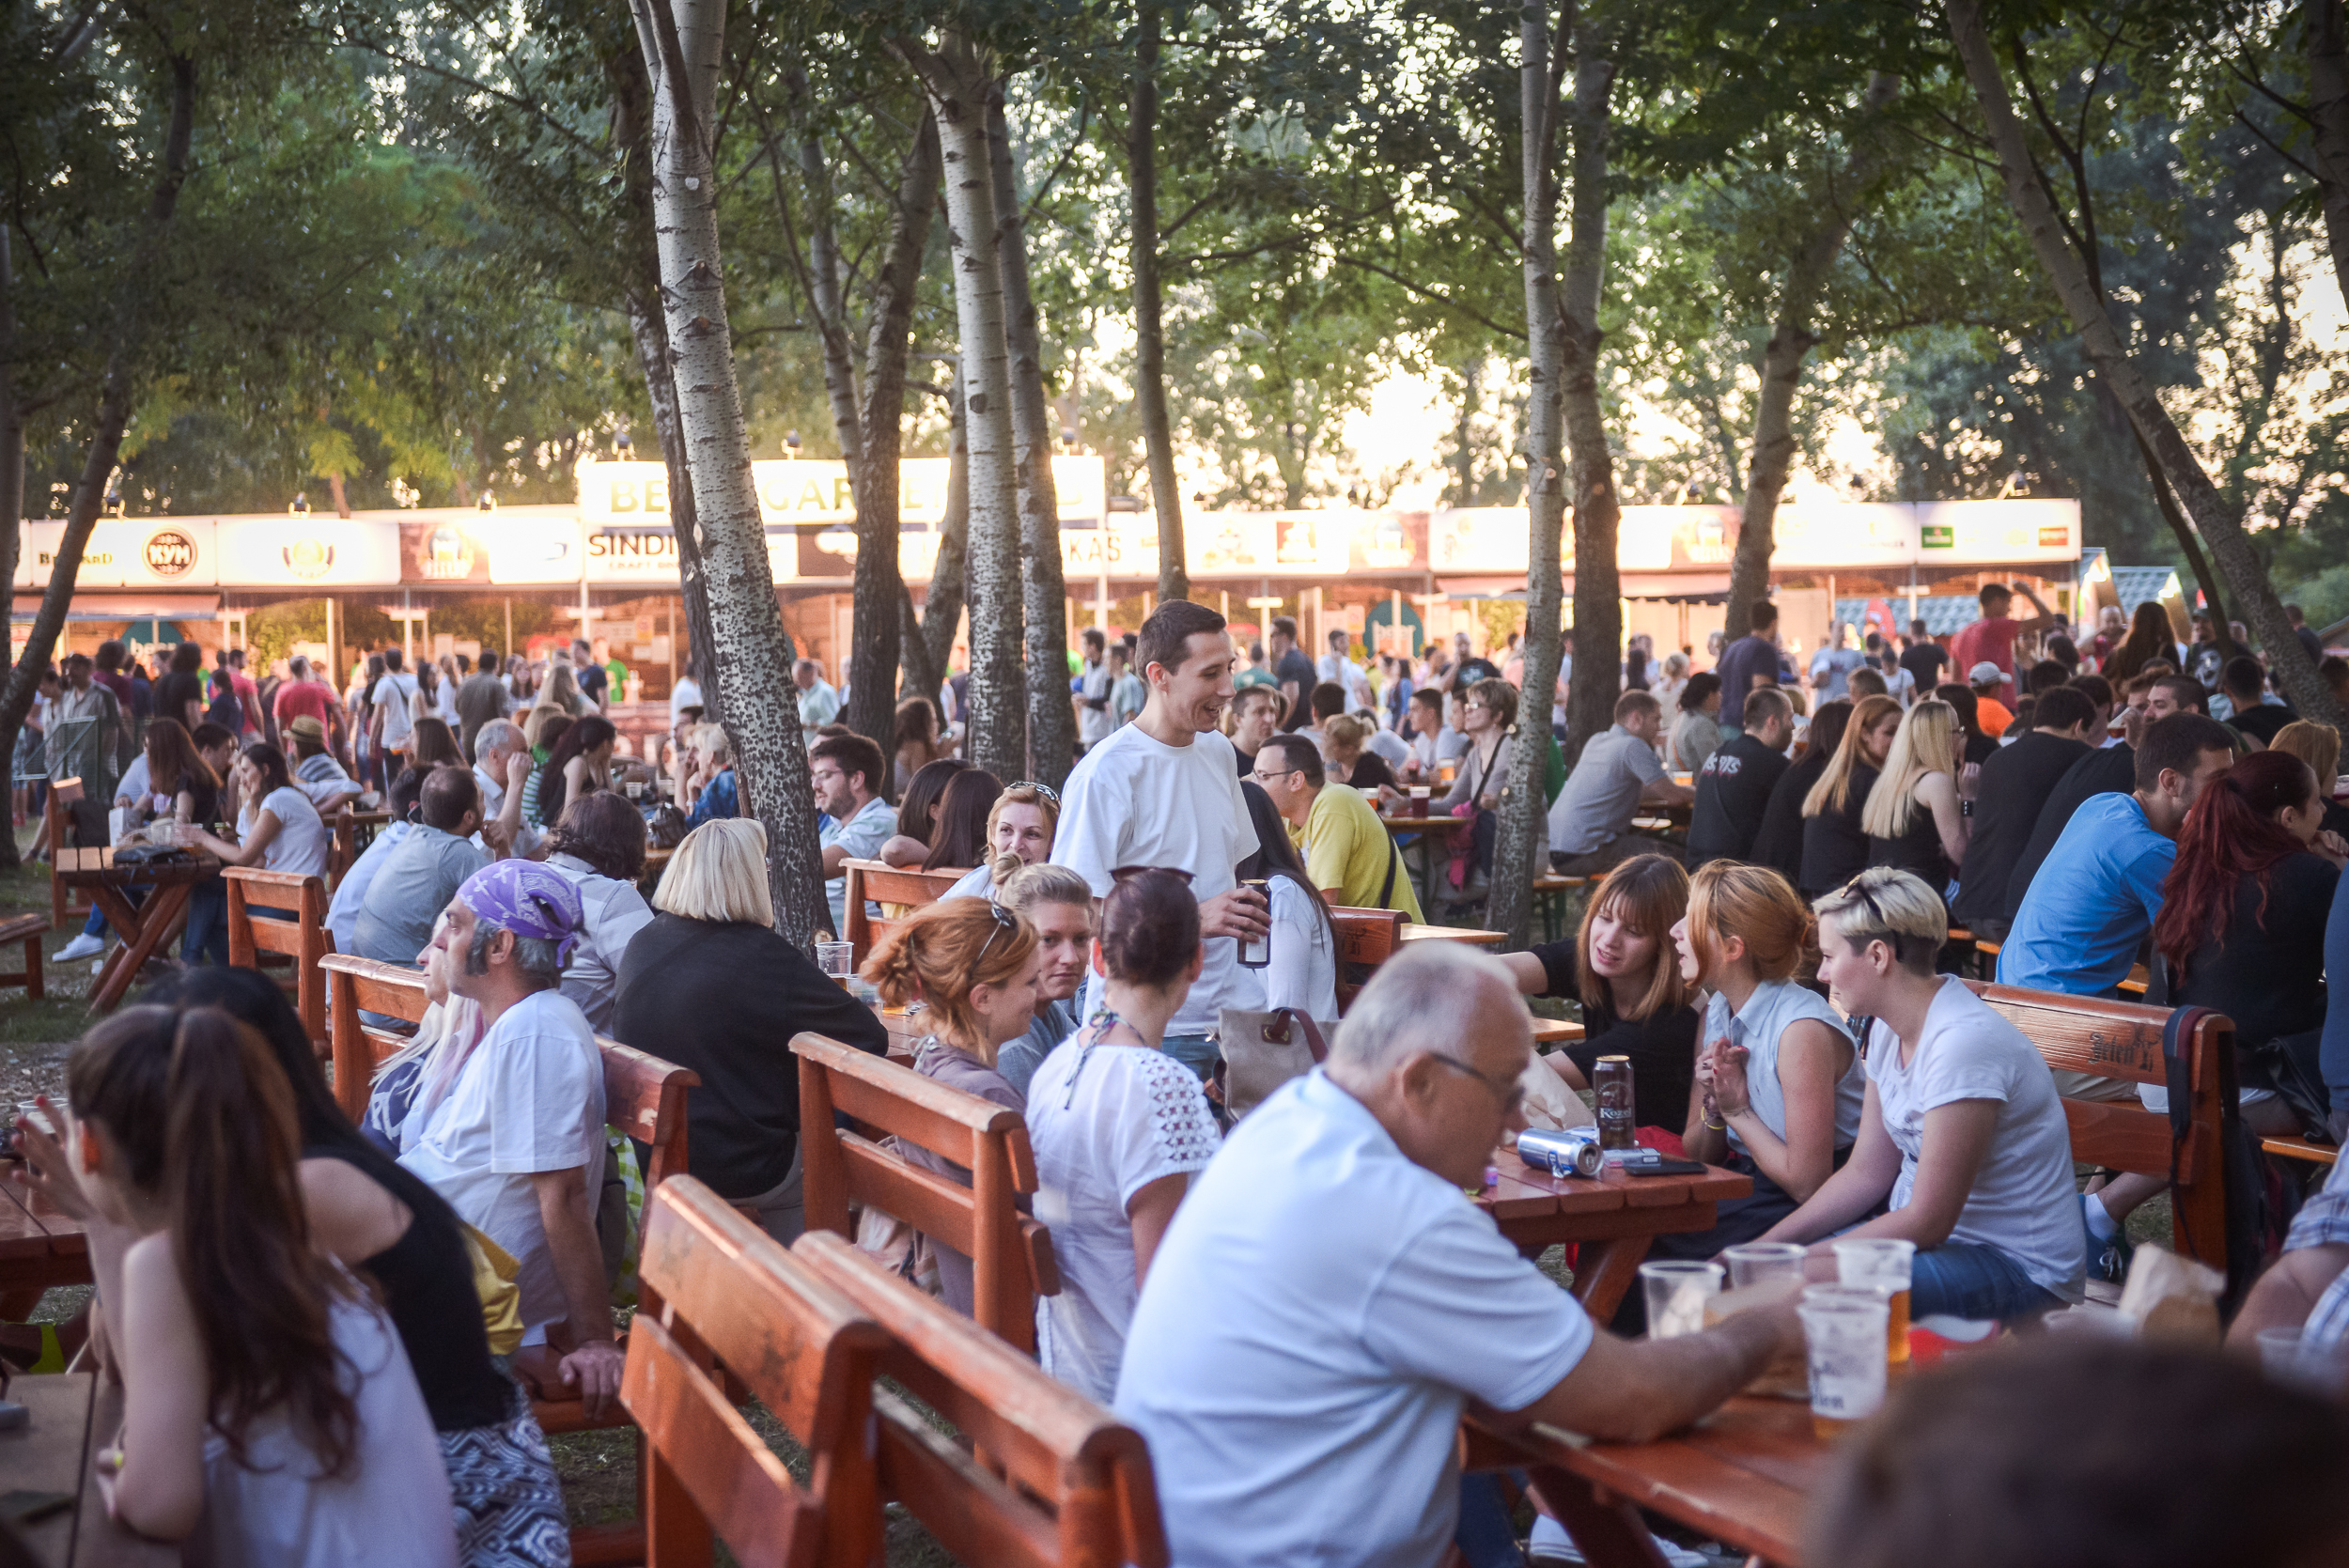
left=248, top=784, right=329, bottom=877
left=1055, top=722, right=1257, bottom=1035
left=1363, top=726, right=1409, bottom=768
left=1116, top=1070, right=1593, bottom=1568
left=115, top=753, right=151, bottom=807
left=470, top=762, right=542, bottom=858
left=1863, top=977, right=2086, bottom=1303
left=1026, top=1037, right=1221, bottom=1404
left=1079, top=661, right=1115, bottom=747
left=376, top=672, right=419, bottom=747
left=942, top=862, right=992, bottom=901
left=398, top=989, right=607, bottom=1331
left=326, top=819, right=413, bottom=955
left=544, top=852, right=656, bottom=1035
left=1248, top=876, right=1338, bottom=1019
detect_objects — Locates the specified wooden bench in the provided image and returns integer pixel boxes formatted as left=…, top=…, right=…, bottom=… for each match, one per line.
left=1329, top=905, right=1407, bottom=1010
left=840, top=858, right=966, bottom=961
left=319, top=953, right=430, bottom=1120
left=0, top=912, right=48, bottom=1000
left=224, top=866, right=333, bottom=1051
left=1967, top=981, right=2232, bottom=1277
left=793, top=1030, right=1060, bottom=1352
left=2263, top=1135, right=2340, bottom=1166
left=797, top=1230, right=1171, bottom=1568
left=625, top=1178, right=890, bottom=1568
left=325, top=805, right=389, bottom=885
left=42, top=780, right=92, bottom=925
left=1533, top=873, right=1587, bottom=944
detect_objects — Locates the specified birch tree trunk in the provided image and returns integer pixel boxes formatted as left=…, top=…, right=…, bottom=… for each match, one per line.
left=908, top=375, right=970, bottom=704
left=2305, top=0, right=2349, bottom=312
left=903, top=32, right=1026, bottom=782
left=0, top=53, right=197, bottom=877
left=1490, top=0, right=1574, bottom=947
left=989, top=84, right=1077, bottom=788
left=1129, top=3, right=1190, bottom=605
left=633, top=0, right=831, bottom=942
left=1949, top=0, right=2341, bottom=727
left=1722, top=73, right=1899, bottom=643
left=1559, top=39, right=1623, bottom=767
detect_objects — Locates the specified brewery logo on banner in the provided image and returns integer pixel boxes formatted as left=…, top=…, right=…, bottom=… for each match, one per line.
left=142, top=527, right=198, bottom=579
left=281, top=537, right=336, bottom=580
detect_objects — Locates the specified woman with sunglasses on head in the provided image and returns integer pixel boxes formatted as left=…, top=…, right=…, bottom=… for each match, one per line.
left=1024, top=868, right=1220, bottom=1403
left=943, top=781, right=1062, bottom=901
left=1758, top=869, right=2086, bottom=1322
left=863, top=897, right=1045, bottom=1317
left=1862, top=697, right=1975, bottom=895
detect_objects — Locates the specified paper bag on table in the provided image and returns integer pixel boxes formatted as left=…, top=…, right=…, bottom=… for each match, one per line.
left=1517, top=1055, right=1595, bottom=1132
left=2116, top=1244, right=2223, bottom=1343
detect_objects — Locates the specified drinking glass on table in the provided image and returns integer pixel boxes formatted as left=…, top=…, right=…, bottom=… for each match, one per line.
left=1723, top=1242, right=1809, bottom=1289
left=1833, top=1238, right=1916, bottom=1363
left=1641, top=1260, right=1723, bottom=1341
left=1799, top=1284, right=1890, bottom=1439
left=815, top=941, right=855, bottom=988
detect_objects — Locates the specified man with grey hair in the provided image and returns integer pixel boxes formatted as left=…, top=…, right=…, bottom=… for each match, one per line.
left=1116, top=944, right=1800, bottom=1568
left=792, top=656, right=840, bottom=725
left=469, top=716, right=537, bottom=857
left=399, top=861, right=620, bottom=1416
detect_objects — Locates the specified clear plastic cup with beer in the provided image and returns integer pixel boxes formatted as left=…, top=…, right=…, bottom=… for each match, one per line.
left=1832, top=1238, right=1916, bottom=1363
left=1641, top=1261, right=1723, bottom=1341
left=1798, top=1285, right=1890, bottom=1440
left=815, top=940, right=856, bottom=988
left=1722, top=1242, right=1808, bottom=1289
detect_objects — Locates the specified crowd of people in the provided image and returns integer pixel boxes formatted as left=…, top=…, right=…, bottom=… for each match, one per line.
left=8, top=588, right=2349, bottom=1567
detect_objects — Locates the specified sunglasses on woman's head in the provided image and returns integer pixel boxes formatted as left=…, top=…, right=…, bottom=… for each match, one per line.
left=1009, top=781, right=1061, bottom=807
left=974, top=899, right=1019, bottom=966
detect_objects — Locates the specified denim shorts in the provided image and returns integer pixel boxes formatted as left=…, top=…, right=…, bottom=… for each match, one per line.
left=1909, top=1240, right=2069, bottom=1322
left=1159, top=1032, right=1219, bottom=1080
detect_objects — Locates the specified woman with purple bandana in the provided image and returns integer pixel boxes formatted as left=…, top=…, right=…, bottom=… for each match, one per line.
left=397, top=860, right=626, bottom=1420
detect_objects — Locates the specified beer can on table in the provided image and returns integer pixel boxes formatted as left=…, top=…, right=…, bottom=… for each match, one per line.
left=1517, top=1126, right=1605, bottom=1179
left=1594, top=1055, right=1635, bottom=1150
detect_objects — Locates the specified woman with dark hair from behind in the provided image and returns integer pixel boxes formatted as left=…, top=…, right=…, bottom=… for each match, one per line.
left=920, top=766, right=1003, bottom=871
left=879, top=756, right=970, bottom=867
left=12, top=1002, right=460, bottom=1561
left=542, top=791, right=656, bottom=1033
left=1665, top=671, right=1725, bottom=774
left=530, top=713, right=615, bottom=830
left=411, top=716, right=464, bottom=770
left=893, top=697, right=947, bottom=795
left=1024, top=869, right=1221, bottom=1403
left=1237, top=778, right=1337, bottom=1018
left=2100, top=599, right=2181, bottom=685
left=2149, top=749, right=2344, bottom=1137
left=1752, top=698, right=1850, bottom=884
left=109, top=966, right=569, bottom=1564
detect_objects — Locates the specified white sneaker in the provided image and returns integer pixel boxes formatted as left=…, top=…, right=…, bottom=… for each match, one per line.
left=55, top=932, right=106, bottom=961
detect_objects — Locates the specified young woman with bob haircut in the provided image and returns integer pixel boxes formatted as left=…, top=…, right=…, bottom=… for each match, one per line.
left=1757, top=868, right=2087, bottom=1322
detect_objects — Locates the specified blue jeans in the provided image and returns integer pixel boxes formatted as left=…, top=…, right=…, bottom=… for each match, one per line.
left=1909, top=1241, right=2068, bottom=1322
left=1159, top=1032, right=1219, bottom=1080
left=180, top=879, right=228, bottom=964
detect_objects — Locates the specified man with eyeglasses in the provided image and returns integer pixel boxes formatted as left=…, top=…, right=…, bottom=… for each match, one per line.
left=1055, top=600, right=1272, bottom=1079
left=811, top=732, right=896, bottom=938
left=1118, top=944, right=1801, bottom=1568
left=1252, top=734, right=1423, bottom=921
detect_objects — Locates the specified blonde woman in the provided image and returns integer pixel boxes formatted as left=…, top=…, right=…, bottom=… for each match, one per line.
left=1799, top=693, right=1901, bottom=897
left=1862, top=698, right=1976, bottom=893
left=944, top=781, right=1061, bottom=901
left=994, top=862, right=1097, bottom=1095
left=541, top=661, right=590, bottom=718
left=2269, top=720, right=2349, bottom=840
left=1321, top=713, right=1395, bottom=792
left=680, top=721, right=739, bottom=826
left=610, top=817, right=892, bottom=1243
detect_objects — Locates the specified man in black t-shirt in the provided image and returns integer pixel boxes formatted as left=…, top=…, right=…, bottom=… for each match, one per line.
left=1686, top=687, right=1794, bottom=868
left=1898, top=621, right=1949, bottom=694
left=2221, top=655, right=2295, bottom=748
left=1267, top=615, right=1318, bottom=730
left=1953, top=686, right=2095, bottom=941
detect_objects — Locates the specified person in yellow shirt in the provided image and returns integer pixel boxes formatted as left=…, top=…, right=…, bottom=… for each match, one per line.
left=1248, top=734, right=1423, bottom=920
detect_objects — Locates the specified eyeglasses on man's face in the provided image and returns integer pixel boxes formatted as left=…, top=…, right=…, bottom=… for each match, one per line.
left=1425, top=1051, right=1526, bottom=1115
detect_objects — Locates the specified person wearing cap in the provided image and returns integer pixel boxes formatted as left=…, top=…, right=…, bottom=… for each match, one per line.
left=397, top=861, right=621, bottom=1416
left=286, top=712, right=365, bottom=811
left=1967, top=661, right=2016, bottom=740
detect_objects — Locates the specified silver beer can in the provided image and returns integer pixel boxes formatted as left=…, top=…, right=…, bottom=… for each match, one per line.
left=1517, top=1126, right=1604, bottom=1179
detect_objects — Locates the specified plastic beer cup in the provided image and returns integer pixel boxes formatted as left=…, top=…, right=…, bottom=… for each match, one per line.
left=1800, top=1285, right=1890, bottom=1438
left=1723, top=1242, right=1809, bottom=1289
left=1641, top=1261, right=1723, bottom=1342
left=1833, top=1238, right=1916, bottom=1363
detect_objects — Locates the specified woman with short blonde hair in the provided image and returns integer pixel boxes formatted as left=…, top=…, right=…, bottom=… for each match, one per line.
left=654, top=817, right=773, bottom=926
left=1862, top=697, right=1971, bottom=892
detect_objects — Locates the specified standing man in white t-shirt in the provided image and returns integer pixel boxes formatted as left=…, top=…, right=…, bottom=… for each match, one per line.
left=1077, top=628, right=1114, bottom=751
left=397, top=860, right=620, bottom=1415
left=1054, top=600, right=1271, bottom=1079
left=371, top=646, right=420, bottom=774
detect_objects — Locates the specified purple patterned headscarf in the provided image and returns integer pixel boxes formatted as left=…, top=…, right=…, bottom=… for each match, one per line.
left=457, top=860, right=584, bottom=965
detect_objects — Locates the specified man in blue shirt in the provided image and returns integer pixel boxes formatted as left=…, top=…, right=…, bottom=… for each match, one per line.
left=1716, top=599, right=1782, bottom=730
left=1998, top=710, right=2235, bottom=1266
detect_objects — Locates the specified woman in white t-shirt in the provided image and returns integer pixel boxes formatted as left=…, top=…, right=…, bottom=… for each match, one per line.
left=1025, top=869, right=1221, bottom=1403
left=187, top=743, right=330, bottom=879
left=1759, top=867, right=2086, bottom=1321
left=1237, top=779, right=1337, bottom=1018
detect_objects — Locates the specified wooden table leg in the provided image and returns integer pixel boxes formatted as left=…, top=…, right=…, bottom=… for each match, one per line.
left=87, top=882, right=194, bottom=1013
left=82, top=883, right=146, bottom=1007
left=1572, top=1234, right=1659, bottom=1323
left=1525, top=1464, right=1677, bottom=1568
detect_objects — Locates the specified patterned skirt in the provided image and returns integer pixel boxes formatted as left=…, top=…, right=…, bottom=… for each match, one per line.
left=444, top=1378, right=570, bottom=1568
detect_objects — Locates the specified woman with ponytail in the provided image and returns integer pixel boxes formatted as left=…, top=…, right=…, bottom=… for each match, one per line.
left=1024, top=868, right=1220, bottom=1402
left=942, top=779, right=1060, bottom=901
left=23, top=1006, right=455, bottom=1561
left=862, top=897, right=1043, bottom=1317
left=2151, top=749, right=2345, bottom=1136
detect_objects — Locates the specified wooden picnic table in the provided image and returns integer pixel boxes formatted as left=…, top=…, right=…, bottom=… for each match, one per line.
left=1531, top=1019, right=1584, bottom=1045
left=0, top=1161, right=92, bottom=1302
left=1379, top=814, right=1456, bottom=914
left=1399, top=924, right=1506, bottom=947
left=1477, top=1147, right=1750, bottom=1320
left=1464, top=1393, right=1822, bottom=1568
left=7, top=1374, right=182, bottom=1567
left=52, top=848, right=221, bottom=1013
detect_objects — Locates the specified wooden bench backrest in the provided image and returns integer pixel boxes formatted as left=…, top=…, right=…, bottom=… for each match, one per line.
left=628, top=1178, right=888, bottom=1568
left=791, top=1031, right=1058, bottom=1351
left=1329, top=906, right=1406, bottom=1009
left=840, top=858, right=965, bottom=961
left=1965, top=980, right=2233, bottom=1273
left=795, top=1230, right=1169, bottom=1568
left=223, top=866, right=333, bottom=1049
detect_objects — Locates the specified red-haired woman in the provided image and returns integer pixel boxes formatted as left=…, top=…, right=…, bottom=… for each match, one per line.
left=2152, top=748, right=2346, bottom=1138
